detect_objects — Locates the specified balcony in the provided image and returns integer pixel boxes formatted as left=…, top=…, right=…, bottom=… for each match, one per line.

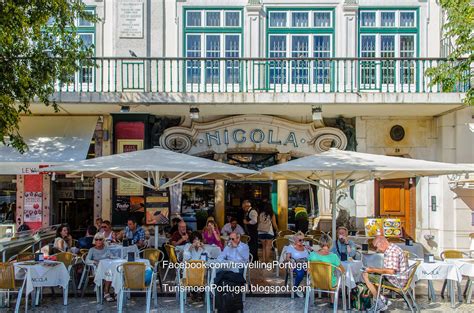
left=55, top=57, right=469, bottom=94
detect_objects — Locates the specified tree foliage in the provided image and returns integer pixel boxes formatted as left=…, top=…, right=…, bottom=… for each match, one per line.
left=0, top=0, right=98, bottom=152
left=425, top=0, right=474, bottom=105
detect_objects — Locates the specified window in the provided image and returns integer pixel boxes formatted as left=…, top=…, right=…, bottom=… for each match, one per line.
left=269, top=35, right=287, bottom=84
left=400, top=35, right=415, bottom=84
left=225, top=11, right=240, bottom=27
left=361, top=12, right=376, bottom=27
left=292, top=12, right=308, bottom=27
left=381, top=35, right=396, bottom=84
left=206, top=11, right=221, bottom=27
left=400, top=11, right=415, bottom=27
left=186, top=35, right=201, bottom=83
left=186, top=11, right=201, bottom=27
left=314, top=12, right=331, bottom=27
left=291, top=36, right=309, bottom=84
left=78, top=10, right=95, bottom=27
left=313, top=35, right=331, bottom=84
left=381, top=12, right=395, bottom=27
left=225, top=35, right=240, bottom=83
left=269, top=12, right=287, bottom=27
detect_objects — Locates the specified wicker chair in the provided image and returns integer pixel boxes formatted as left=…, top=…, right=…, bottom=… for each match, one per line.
left=117, top=262, right=156, bottom=313
left=272, top=237, right=290, bottom=277
left=163, top=244, right=179, bottom=282
left=240, top=234, right=250, bottom=244
left=178, top=260, right=210, bottom=313
left=304, top=262, right=343, bottom=313
left=0, top=262, right=27, bottom=312
left=373, top=261, right=421, bottom=312
left=440, top=250, right=470, bottom=300
left=278, top=230, right=296, bottom=237
left=141, top=248, right=164, bottom=291
left=54, top=252, right=78, bottom=297
left=16, top=253, right=35, bottom=262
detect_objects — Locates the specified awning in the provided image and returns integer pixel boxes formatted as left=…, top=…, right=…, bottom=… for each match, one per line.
left=0, top=162, right=55, bottom=175
left=0, top=116, right=98, bottom=172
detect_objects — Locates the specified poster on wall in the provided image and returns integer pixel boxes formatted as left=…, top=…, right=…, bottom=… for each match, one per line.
left=23, top=192, right=42, bottom=222
left=383, top=218, right=402, bottom=237
left=145, top=191, right=170, bottom=225
left=364, top=218, right=383, bottom=237
left=117, top=139, right=144, bottom=196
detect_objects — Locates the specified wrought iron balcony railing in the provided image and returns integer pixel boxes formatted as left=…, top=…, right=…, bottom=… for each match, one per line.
left=56, top=57, right=470, bottom=94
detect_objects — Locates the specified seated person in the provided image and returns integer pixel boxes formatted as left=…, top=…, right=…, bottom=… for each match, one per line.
left=202, top=220, right=223, bottom=250
left=54, top=224, right=73, bottom=253
left=217, top=232, right=249, bottom=264
left=85, top=233, right=114, bottom=302
left=118, top=217, right=146, bottom=248
left=221, top=217, right=245, bottom=236
left=165, top=217, right=183, bottom=238
left=100, top=220, right=117, bottom=243
left=362, top=236, right=409, bottom=311
left=286, top=231, right=310, bottom=298
left=183, top=231, right=205, bottom=261
left=170, top=221, right=191, bottom=246
left=78, top=226, right=97, bottom=249
left=331, top=226, right=357, bottom=260
left=308, top=234, right=345, bottom=301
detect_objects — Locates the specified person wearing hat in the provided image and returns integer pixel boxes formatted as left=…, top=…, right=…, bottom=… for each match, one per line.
left=85, top=233, right=115, bottom=302
left=331, top=226, right=357, bottom=260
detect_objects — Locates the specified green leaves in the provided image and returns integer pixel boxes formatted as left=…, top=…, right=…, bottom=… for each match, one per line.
left=426, top=0, right=474, bottom=105
left=0, top=0, right=99, bottom=152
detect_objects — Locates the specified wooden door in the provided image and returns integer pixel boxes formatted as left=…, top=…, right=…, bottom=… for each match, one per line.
left=375, top=178, right=416, bottom=239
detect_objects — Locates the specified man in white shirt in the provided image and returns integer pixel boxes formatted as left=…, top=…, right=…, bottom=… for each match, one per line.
left=221, top=217, right=245, bottom=236
left=242, top=199, right=258, bottom=261
left=217, top=232, right=250, bottom=264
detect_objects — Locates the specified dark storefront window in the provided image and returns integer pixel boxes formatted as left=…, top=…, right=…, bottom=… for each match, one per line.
left=0, top=176, right=16, bottom=223
left=288, top=182, right=318, bottom=226
left=181, top=180, right=215, bottom=230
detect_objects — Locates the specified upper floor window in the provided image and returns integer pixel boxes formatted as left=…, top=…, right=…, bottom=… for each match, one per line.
left=269, top=12, right=287, bottom=27
left=360, top=12, right=376, bottom=27
left=186, top=10, right=241, bottom=28
left=292, top=12, right=309, bottom=27
left=314, top=12, right=332, bottom=28
left=77, top=9, right=95, bottom=27
left=269, top=9, right=333, bottom=29
left=360, top=10, right=417, bottom=28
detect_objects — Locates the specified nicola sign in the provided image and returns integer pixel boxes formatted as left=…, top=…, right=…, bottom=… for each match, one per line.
left=160, top=115, right=348, bottom=156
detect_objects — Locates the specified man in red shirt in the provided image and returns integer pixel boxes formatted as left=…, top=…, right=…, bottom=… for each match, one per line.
left=170, top=221, right=191, bottom=246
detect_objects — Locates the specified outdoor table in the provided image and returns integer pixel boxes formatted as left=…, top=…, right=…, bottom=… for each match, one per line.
left=107, top=244, right=139, bottom=259
left=361, top=252, right=384, bottom=268
left=94, top=258, right=151, bottom=304
left=394, top=242, right=424, bottom=258
left=445, top=258, right=474, bottom=303
left=14, top=260, right=70, bottom=306
left=411, top=259, right=462, bottom=308
left=349, top=236, right=374, bottom=246
left=147, top=235, right=169, bottom=248
left=175, top=244, right=222, bottom=260
left=341, top=260, right=363, bottom=310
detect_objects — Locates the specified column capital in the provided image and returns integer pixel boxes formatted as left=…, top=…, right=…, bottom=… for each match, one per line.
left=213, top=153, right=227, bottom=162
left=276, top=153, right=292, bottom=164
left=343, top=0, right=359, bottom=13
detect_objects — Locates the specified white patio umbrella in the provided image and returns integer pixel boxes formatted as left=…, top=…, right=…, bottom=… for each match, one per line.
left=261, top=148, right=473, bottom=236
left=46, top=147, right=257, bottom=189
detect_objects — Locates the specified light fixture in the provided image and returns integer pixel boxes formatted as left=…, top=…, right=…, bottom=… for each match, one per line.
left=51, top=172, right=56, bottom=181
left=409, top=177, right=414, bottom=185
left=120, top=105, right=130, bottom=113
left=189, top=107, right=200, bottom=120
left=312, top=106, right=322, bottom=121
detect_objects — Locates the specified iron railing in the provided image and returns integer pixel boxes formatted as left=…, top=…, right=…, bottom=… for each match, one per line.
left=55, top=57, right=470, bottom=94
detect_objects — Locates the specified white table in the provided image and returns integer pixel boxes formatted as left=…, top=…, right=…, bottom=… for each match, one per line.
left=107, top=244, right=140, bottom=259
left=175, top=244, right=222, bottom=260
left=394, top=242, right=424, bottom=258
left=94, top=258, right=150, bottom=303
left=411, top=260, right=462, bottom=308
left=341, top=260, right=363, bottom=289
left=14, top=261, right=70, bottom=306
left=445, top=258, right=474, bottom=303
left=361, top=252, right=384, bottom=268
left=349, top=236, right=374, bottom=246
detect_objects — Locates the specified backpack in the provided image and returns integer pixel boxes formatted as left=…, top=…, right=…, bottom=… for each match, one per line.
left=257, top=212, right=272, bottom=233
left=351, top=282, right=372, bottom=310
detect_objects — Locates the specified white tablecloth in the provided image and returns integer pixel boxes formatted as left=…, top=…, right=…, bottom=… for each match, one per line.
left=444, top=259, right=474, bottom=277
left=94, top=258, right=150, bottom=294
left=412, top=260, right=463, bottom=282
left=361, top=252, right=384, bottom=268
left=341, top=260, right=363, bottom=289
left=175, top=244, right=222, bottom=260
left=106, top=244, right=140, bottom=259
left=349, top=236, right=374, bottom=246
left=394, top=242, right=424, bottom=258
left=14, top=261, right=69, bottom=300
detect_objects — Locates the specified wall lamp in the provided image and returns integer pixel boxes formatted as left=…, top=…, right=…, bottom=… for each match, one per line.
left=120, top=105, right=130, bottom=113
left=312, top=106, right=322, bottom=121
left=189, top=107, right=200, bottom=120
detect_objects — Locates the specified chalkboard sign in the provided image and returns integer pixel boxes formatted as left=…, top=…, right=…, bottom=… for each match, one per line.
left=145, top=190, right=170, bottom=226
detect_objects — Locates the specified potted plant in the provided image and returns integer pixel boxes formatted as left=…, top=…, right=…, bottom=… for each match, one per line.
left=294, top=207, right=309, bottom=233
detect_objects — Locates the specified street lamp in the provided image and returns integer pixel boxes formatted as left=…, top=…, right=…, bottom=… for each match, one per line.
left=312, top=106, right=322, bottom=121
left=189, top=107, right=200, bottom=120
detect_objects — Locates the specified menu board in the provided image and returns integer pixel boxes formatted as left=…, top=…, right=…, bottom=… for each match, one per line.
left=24, top=192, right=43, bottom=222
left=364, top=218, right=383, bottom=237
left=117, top=139, right=144, bottom=196
left=383, top=218, right=402, bottom=237
left=145, top=191, right=170, bottom=226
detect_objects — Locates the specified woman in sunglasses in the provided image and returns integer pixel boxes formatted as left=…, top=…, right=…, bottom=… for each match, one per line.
left=286, top=231, right=310, bottom=298
left=85, top=233, right=114, bottom=302
left=100, top=220, right=117, bottom=243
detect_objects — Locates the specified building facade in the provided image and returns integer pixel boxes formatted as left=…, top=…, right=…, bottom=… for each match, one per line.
left=1, top=0, right=472, bottom=252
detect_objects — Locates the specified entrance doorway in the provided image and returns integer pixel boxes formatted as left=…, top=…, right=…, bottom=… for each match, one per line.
left=225, top=182, right=273, bottom=224
left=375, top=178, right=416, bottom=239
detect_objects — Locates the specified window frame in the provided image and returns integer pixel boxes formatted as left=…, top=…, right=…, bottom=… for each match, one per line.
left=313, top=11, right=333, bottom=28
left=224, top=11, right=241, bottom=27
left=291, top=11, right=310, bottom=28
left=186, top=10, right=202, bottom=27
left=269, top=11, right=288, bottom=28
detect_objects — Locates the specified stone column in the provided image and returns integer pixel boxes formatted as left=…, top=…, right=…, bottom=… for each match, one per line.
left=276, top=153, right=291, bottom=230
left=101, top=116, right=113, bottom=221
left=342, top=1, right=358, bottom=91
left=214, top=153, right=227, bottom=228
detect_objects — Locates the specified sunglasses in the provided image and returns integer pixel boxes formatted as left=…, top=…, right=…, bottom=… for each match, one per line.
left=95, top=238, right=104, bottom=241
left=229, top=237, right=237, bottom=241
left=295, top=238, right=304, bottom=242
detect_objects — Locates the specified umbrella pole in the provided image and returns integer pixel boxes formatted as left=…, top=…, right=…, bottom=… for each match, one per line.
left=154, top=225, right=159, bottom=248
left=331, top=172, right=337, bottom=238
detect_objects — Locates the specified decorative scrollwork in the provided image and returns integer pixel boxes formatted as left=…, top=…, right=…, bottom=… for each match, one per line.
left=308, top=128, right=347, bottom=153
left=161, top=133, right=193, bottom=153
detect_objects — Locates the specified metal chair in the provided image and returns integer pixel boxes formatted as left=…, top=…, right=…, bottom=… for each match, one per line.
left=440, top=250, right=470, bottom=301
left=178, top=260, right=210, bottom=313
left=54, top=252, right=78, bottom=297
left=117, top=262, right=157, bottom=313
left=304, top=261, right=343, bottom=313
left=163, top=244, right=179, bottom=282
left=278, top=230, right=296, bottom=237
left=240, top=234, right=250, bottom=244
left=0, top=262, right=27, bottom=313
left=16, top=253, right=35, bottom=262
left=373, top=261, right=421, bottom=312
left=272, top=237, right=289, bottom=277
left=141, top=248, right=164, bottom=291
